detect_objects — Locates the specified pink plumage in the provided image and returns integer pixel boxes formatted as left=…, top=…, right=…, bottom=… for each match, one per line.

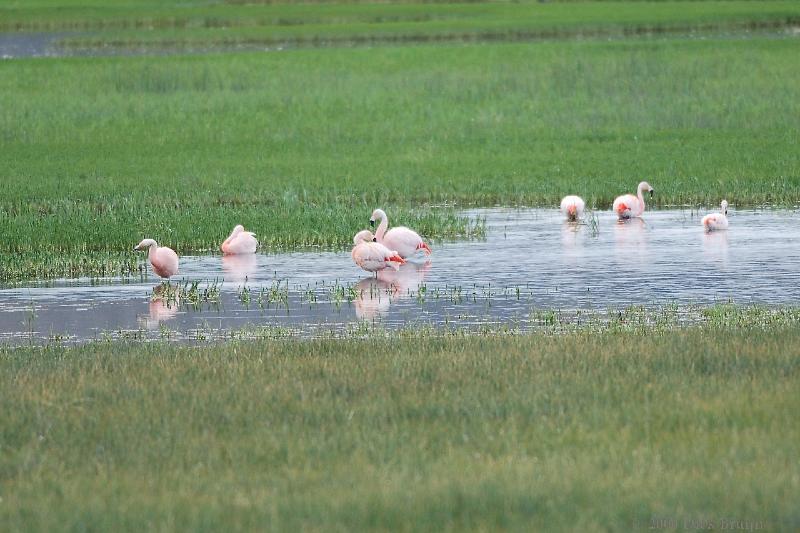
left=702, top=200, right=729, bottom=232
left=369, top=208, right=432, bottom=259
left=135, top=239, right=179, bottom=279
left=351, top=230, right=406, bottom=273
left=221, top=224, right=258, bottom=255
left=612, top=181, right=654, bottom=219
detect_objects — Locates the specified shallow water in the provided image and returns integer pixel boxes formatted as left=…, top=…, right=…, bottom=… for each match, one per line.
left=1, top=207, right=798, bottom=344
left=2, top=26, right=798, bottom=60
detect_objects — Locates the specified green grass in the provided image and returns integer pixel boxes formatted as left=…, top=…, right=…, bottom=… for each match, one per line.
left=1, top=5, right=799, bottom=281
left=34, top=0, right=800, bottom=51
left=1, top=325, right=798, bottom=531
left=4, top=1, right=800, bottom=32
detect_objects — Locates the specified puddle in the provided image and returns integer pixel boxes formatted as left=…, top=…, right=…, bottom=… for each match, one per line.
left=1, top=207, right=799, bottom=344
left=0, top=32, right=71, bottom=59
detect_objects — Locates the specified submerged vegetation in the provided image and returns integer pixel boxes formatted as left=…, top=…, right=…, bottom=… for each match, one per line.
left=1, top=324, right=798, bottom=530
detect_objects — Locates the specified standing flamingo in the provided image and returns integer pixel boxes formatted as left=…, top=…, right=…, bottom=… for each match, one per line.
left=134, top=239, right=179, bottom=279
left=369, top=208, right=431, bottom=259
left=702, top=200, right=729, bottom=232
left=560, top=195, right=585, bottom=221
left=221, top=224, right=258, bottom=255
left=351, top=230, right=405, bottom=275
left=613, top=181, right=654, bottom=219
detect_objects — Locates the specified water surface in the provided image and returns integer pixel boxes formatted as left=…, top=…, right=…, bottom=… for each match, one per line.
left=1, top=208, right=798, bottom=344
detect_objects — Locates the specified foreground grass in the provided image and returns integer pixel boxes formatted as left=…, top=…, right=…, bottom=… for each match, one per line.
left=0, top=326, right=798, bottom=531
left=1, top=34, right=799, bottom=281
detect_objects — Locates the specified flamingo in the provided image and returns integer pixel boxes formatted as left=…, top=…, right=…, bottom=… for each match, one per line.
left=560, top=195, right=585, bottom=221
left=702, top=200, right=729, bottom=232
left=351, top=230, right=405, bottom=275
left=369, top=208, right=431, bottom=259
left=612, top=181, right=654, bottom=219
left=134, top=239, right=179, bottom=279
left=221, top=224, right=258, bottom=255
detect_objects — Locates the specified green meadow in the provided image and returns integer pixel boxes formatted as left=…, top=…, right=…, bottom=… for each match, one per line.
left=1, top=32, right=799, bottom=280
left=2, top=3, right=800, bottom=529
left=1, top=322, right=798, bottom=531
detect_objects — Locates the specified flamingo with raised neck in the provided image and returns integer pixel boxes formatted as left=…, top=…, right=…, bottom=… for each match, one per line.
left=369, top=208, right=431, bottom=259
left=702, top=200, right=729, bottom=232
left=613, top=181, right=654, bottom=219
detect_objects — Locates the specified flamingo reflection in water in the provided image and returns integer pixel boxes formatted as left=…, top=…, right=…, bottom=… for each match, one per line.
left=354, top=262, right=431, bottom=320
left=222, top=253, right=258, bottom=283
left=139, top=283, right=180, bottom=330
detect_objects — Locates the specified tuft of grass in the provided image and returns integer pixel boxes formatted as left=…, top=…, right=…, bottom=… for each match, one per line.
left=0, top=326, right=798, bottom=531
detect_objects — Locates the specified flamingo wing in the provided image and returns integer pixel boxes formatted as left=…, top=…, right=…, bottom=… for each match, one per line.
left=383, top=227, right=429, bottom=258
left=613, top=194, right=639, bottom=218
left=152, top=247, right=179, bottom=278
left=352, top=243, right=405, bottom=272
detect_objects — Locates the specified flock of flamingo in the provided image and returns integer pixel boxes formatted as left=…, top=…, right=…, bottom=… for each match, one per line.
left=134, top=181, right=730, bottom=280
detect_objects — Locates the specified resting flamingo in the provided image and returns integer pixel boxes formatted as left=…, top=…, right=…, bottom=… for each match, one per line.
left=221, top=224, right=258, bottom=255
left=612, top=181, right=654, bottom=219
left=702, top=200, right=729, bottom=232
left=560, top=195, right=585, bottom=221
left=369, top=208, right=431, bottom=259
left=351, top=230, right=405, bottom=275
left=134, top=239, right=179, bottom=279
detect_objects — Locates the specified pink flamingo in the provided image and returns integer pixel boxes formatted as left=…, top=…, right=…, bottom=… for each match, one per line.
left=369, top=208, right=431, bottom=259
left=351, top=230, right=405, bottom=275
left=134, top=239, right=179, bottom=279
left=702, top=200, right=729, bottom=232
left=560, top=195, right=585, bottom=221
left=612, top=181, right=654, bottom=219
left=221, top=224, right=258, bottom=255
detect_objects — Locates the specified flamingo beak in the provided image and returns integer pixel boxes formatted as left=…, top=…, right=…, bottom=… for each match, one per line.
left=133, top=245, right=141, bottom=251
left=649, top=189, right=654, bottom=198
left=372, top=237, right=377, bottom=242
left=369, top=219, right=375, bottom=227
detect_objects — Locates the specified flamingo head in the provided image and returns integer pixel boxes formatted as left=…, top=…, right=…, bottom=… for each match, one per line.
left=134, top=238, right=158, bottom=251
left=369, top=208, right=386, bottom=228
left=721, top=200, right=728, bottom=215
left=232, top=224, right=245, bottom=234
left=353, top=230, right=375, bottom=245
left=638, top=181, right=654, bottom=198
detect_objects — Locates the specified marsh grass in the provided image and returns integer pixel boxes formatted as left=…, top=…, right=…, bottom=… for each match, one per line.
left=3, top=0, right=800, bottom=48
left=1, top=11, right=799, bottom=281
left=0, top=324, right=798, bottom=531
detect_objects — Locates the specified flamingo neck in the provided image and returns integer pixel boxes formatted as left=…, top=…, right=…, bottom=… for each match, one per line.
left=637, top=188, right=646, bottom=213
left=147, top=244, right=159, bottom=261
left=375, top=213, right=388, bottom=242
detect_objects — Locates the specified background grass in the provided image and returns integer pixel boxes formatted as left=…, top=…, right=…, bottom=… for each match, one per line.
left=1, top=325, right=798, bottom=531
left=1, top=4, right=799, bottom=282
left=3, top=1, right=799, bottom=36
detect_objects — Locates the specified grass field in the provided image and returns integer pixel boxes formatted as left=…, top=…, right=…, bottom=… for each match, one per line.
left=2, top=3, right=799, bottom=528
left=2, top=31, right=799, bottom=281
left=1, top=321, right=798, bottom=531
left=3, top=1, right=799, bottom=38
